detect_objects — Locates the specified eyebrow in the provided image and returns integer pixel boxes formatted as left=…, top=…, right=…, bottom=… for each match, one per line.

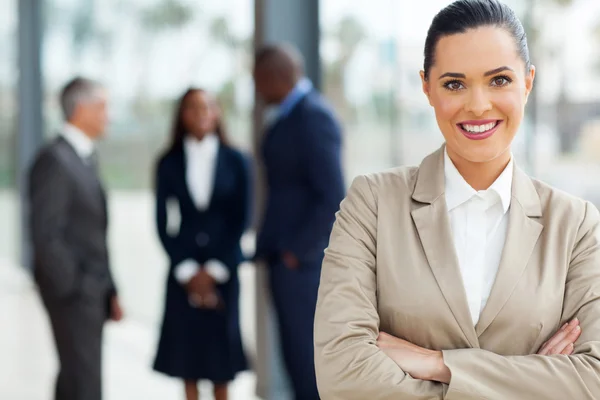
left=438, top=66, right=515, bottom=80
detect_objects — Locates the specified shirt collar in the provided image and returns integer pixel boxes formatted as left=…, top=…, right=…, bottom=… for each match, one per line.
left=277, top=77, right=313, bottom=120
left=444, top=148, right=513, bottom=213
left=183, top=133, right=219, bottom=154
left=61, top=123, right=95, bottom=159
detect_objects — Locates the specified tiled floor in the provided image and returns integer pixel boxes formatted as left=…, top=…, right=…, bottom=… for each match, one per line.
left=0, top=262, right=258, bottom=400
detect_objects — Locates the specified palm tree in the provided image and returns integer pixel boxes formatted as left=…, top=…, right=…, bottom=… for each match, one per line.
left=323, top=16, right=367, bottom=122
left=521, top=0, right=575, bottom=163
left=594, top=20, right=600, bottom=74
left=134, top=0, right=194, bottom=116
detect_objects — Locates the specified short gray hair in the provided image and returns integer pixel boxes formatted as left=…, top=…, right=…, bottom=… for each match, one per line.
left=59, top=77, right=103, bottom=120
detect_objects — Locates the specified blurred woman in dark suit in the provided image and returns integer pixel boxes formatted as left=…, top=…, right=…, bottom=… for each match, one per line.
left=153, top=88, right=251, bottom=400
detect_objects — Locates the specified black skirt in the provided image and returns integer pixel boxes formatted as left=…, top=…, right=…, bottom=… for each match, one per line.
left=153, top=273, right=248, bottom=382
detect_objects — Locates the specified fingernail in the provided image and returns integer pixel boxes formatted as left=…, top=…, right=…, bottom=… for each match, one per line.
left=575, top=326, right=581, bottom=332
left=573, top=318, right=579, bottom=323
left=561, top=323, right=568, bottom=330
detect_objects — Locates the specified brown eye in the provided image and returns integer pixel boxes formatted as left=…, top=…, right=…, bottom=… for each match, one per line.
left=491, top=76, right=512, bottom=87
left=443, top=80, right=465, bottom=91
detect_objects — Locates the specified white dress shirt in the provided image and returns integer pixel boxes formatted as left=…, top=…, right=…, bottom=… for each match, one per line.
left=444, top=149, right=513, bottom=325
left=61, top=123, right=95, bottom=160
left=173, top=134, right=230, bottom=285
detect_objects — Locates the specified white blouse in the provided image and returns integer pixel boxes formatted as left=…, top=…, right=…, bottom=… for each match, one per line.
left=444, top=149, right=513, bottom=325
left=173, top=133, right=230, bottom=284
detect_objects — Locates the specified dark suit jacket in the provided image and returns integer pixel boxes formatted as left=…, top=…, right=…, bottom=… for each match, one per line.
left=155, top=144, right=251, bottom=271
left=28, top=136, right=116, bottom=306
left=256, top=89, right=345, bottom=266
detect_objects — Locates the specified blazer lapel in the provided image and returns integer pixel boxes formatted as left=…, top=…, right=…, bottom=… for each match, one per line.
left=475, top=166, right=543, bottom=336
left=57, top=137, right=106, bottom=215
left=207, top=145, right=224, bottom=208
left=179, top=143, right=224, bottom=212
left=410, top=146, right=479, bottom=348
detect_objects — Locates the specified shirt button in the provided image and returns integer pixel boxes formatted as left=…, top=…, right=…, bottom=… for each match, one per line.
left=196, top=232, right=210, bottom=247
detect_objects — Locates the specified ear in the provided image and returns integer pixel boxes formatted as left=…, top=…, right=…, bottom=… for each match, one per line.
left=420, top=70, right=433, bottom=106
left=524, top=64, right=536, bottom=103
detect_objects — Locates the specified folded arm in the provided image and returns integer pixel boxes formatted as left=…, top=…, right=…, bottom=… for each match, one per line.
left=314, top=175, right=445, bottom=399
left=442, top=201, right=600, bottom=399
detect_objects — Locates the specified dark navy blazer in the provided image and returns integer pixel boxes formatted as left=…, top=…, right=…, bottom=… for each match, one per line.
left=155, top=144, right=251, bottom=271
left=256, top=89, right=345, bottom=266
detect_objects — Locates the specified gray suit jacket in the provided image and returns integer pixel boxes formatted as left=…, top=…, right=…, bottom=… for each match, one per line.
left=29, top=136, right=116, bottom=308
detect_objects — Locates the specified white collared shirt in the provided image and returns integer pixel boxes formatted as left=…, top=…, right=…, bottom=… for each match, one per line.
left=263, top=77, right=313, bottom=128
left=173, top=133, right=230, bottom=287
left=61, top=123, right=95, bottom=160
left=183, top=133, right=219, bottom=210
left=444, top=149, right=513, bottom=325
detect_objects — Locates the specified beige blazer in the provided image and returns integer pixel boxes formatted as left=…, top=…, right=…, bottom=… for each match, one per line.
left=314, top=146, right=600, bottom=399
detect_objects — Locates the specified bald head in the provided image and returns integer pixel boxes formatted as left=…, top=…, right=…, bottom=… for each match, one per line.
left=255, top=44, right=304, bottom=82
left=254, top=43, right=305, bottom=104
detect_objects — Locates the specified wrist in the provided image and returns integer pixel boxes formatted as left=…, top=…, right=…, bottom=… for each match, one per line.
left=429, top=350, right=451, bottom=384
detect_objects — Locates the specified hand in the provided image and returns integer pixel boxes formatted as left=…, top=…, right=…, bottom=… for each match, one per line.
left=282, top=251, right=299, bottom=270
left=538, top=318, right=581, bottom=356
left=185, top=268, right=215, bottom=297
left=377, top=332, right=450, bottom=383
left=110, top=296, right=124, bottom=322
left=189, top=289, right=222, bottom=309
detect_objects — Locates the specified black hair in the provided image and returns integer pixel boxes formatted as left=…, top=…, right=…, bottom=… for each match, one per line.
left=423, top=0, right=530, bottom=80
left=165, top=88, right=229, bottom=154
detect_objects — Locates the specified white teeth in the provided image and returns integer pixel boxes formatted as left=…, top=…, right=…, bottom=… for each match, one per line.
left=462, top=122, right=497, bottom=133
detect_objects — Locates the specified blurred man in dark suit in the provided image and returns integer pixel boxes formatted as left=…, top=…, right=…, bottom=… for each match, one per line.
left=254, top=43, right=345, bottom=400
left=28, top=77, right=123, bottom=400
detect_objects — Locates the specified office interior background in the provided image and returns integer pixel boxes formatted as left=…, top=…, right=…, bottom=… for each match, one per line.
left=1, top=0, right=600, bottom=398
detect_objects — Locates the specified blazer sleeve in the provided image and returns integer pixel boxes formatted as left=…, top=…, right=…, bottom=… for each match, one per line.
left=314, top=175, right=445, bottom=399
left=283, top=109, right=345, bottom=263
left=155, top=158, right=185, bottom=265
left=442, top=201, right=600, bottom=400
left=29, top=150, right=79, bottom=299
left=215, top=152, right=253, bottom=267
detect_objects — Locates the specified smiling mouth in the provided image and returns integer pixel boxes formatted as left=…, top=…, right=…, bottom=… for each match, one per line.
left=459, top=121, right=500, bottom=134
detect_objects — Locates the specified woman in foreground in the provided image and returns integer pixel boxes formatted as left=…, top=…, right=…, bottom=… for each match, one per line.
left=314, top=1, right=600, bottom=399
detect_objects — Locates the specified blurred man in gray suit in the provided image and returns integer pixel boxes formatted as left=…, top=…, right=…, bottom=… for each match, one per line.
left=28, top=77, right=123, bottom=400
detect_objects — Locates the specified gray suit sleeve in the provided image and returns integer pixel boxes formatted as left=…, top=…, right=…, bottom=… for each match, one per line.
left=29, top=151, right=79, bottom=299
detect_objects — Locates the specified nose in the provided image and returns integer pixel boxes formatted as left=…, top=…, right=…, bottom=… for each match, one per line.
left=465, top=87, right=492, bottom=116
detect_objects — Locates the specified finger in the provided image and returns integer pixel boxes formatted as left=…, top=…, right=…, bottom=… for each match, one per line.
left=546, top=325, right=582, bottom=355
left=540, top=322, right=568, bottom=351
left=539, top=319, right=579, bottom=355
left=560, top=343, right=574, bottom=355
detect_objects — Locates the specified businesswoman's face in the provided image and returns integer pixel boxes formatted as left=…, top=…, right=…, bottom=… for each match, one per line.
left=181, top=90, right=218, bottom=140
left=420, top=26, right=535, bottom=165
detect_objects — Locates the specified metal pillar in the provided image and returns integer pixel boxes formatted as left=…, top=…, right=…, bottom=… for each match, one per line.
left=18, top=0, right=44, bottom=269
left=253, top=0, right=320, bottom=398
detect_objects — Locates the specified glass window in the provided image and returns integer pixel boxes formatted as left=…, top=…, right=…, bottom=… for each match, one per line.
left=321, top=0, right=400, bottom=181
left=0, top=0, right=18, bottom=266
left=42, top=0, right=254, bottom=325
left=522, top=0, right=600, bottom=207
left=43, top=0, right=254, bottom=190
